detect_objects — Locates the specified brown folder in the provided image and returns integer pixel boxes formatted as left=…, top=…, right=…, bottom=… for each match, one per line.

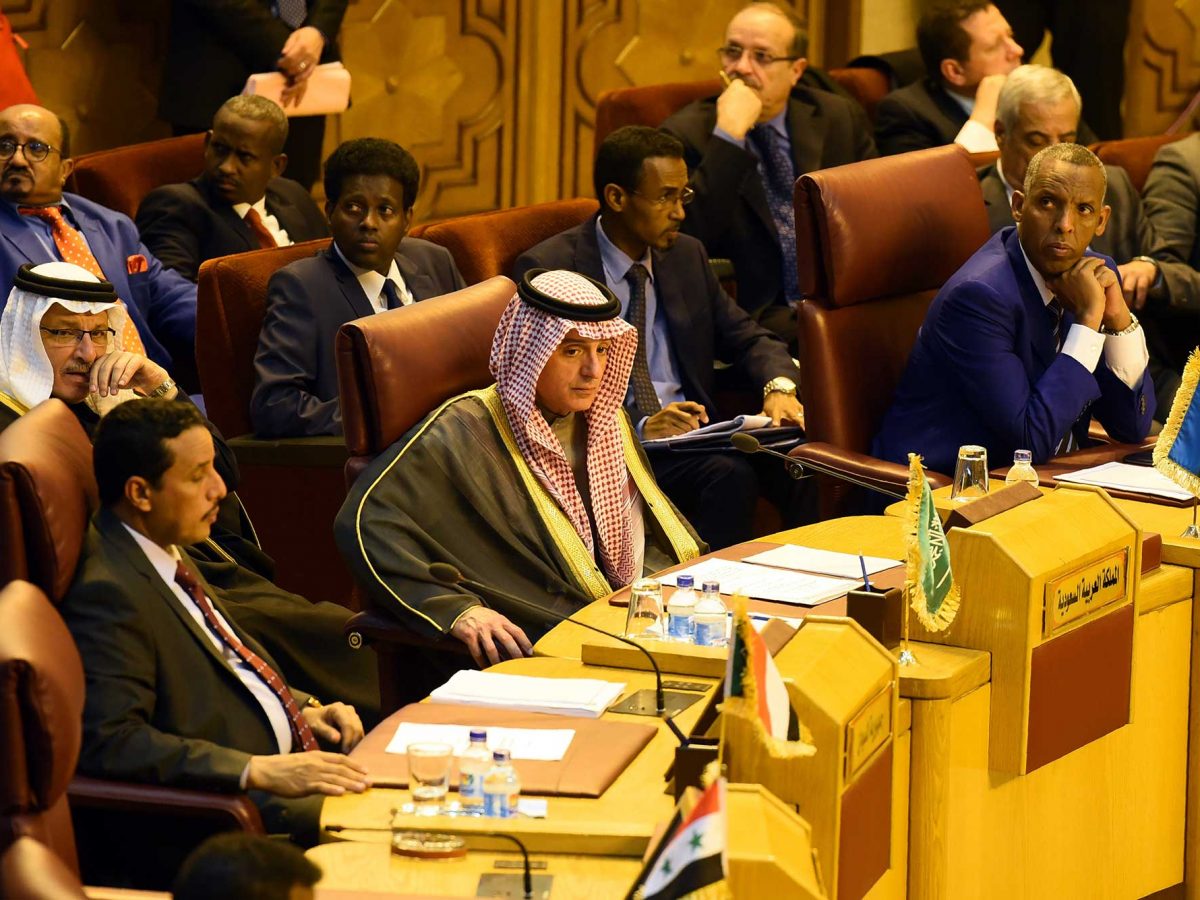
left=350, top=702, right=657, bottom=798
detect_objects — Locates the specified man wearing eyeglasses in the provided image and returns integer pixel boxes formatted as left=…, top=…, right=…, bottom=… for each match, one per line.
left=0, top=104, right=197, bottom=377
left=514, top=126, right=806, bottom=549
left=661, top=2, right=876, bottom=344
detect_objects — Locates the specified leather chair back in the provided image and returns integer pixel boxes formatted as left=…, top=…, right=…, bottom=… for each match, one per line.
left=0, top=837, right=87, bottom=899
left=0, top=581, right=84, bottom=874
left=593, top=79, right=722, bottom=155
left=1090, top=132, right=1190, bottom=193
left=337, top=276, right=516, bottom=481
left=65, top=133, right=207, bottom=220
left=0, top=401, right=96, bottom=604
left=420, top=200, right=600, bottom=285
left=196, top=239, right=329, bottom=437
left=827, top=67, right=890, bottom=119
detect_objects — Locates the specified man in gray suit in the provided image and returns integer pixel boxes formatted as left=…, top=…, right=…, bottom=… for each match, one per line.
left=251, top=138, right=465, bottom=437
left=977, top=65, right=1182, bottom=416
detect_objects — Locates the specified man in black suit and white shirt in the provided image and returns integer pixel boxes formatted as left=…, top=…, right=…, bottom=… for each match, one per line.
left=251, top=138, right=465, bottom=438
left=515, top=126, right=804, bottom=549
left=137, top=95, right=330, bottom=283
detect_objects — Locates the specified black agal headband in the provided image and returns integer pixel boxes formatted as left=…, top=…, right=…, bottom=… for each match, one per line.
left=517, top=268, right=621, bottom=322
left=13, top=263, right=117, bottom=303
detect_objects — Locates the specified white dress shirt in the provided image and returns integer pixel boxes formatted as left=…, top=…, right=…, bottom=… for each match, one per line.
left=232, top=196, right=291, bottom=247
left=947, top=89, right=1000, bottom=154
left=333, top=242, right=413, bottom=312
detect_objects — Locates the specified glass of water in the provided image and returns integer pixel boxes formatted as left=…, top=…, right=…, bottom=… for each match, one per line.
left=951, top=444, right=989, bottom=502
left=407, top=742, right=453, bottom=815
left=624, top=578, right=664, bottom=639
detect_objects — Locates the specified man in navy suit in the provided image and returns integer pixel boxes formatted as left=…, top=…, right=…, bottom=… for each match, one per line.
left=874, top=143, right=1155, bottom=474
left=0, top=104, right=197, bottom=373
left=515, top=126, right=804, bottom=549
left=251, top=138, right=465, bottom=438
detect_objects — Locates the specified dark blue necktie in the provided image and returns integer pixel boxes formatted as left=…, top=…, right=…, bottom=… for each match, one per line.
left=749, top=124, right=800, bottom=306
left=382, top=280, right=403, bottom=311
left=275, top=0, right=307, bottom=29
left=624, top=263, right=661, bottom=418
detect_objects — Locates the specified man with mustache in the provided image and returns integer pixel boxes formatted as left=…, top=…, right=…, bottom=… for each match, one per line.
left=515, top=126, right=805, bottom=550
left=0, top=104, right=196, bottom=374
left=660, top=2, right=876, bottom=343
left=874, top=143, right=1155, bottom=474
left=136, top=95, right=329, bottom=283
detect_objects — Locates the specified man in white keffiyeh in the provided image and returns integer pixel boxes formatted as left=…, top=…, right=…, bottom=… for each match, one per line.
left=338, top=269, right=704, bottom=668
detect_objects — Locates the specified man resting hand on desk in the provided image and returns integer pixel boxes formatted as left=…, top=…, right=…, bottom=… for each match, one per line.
left=874, top=142, right=1154, bottom=474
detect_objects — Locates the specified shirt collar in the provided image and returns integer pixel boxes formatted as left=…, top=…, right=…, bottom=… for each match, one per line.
left=231, top=195, right=269, bottom=220
left=945, top=88, right=975, bottom=117
left=996, top=157, right=1017, bottom=206
left=333, top=241, right=402, bottom=296
left=762, top=108, right=789, bottom=141
left=1017, top=236, right=1055, bottom=306
left=596, top=217, right=654, bottom=286
left=120, top=522, right=183, bottom=585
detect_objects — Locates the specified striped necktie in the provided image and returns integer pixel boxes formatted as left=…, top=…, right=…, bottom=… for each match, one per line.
left=624, top=263, right=662, bottom=418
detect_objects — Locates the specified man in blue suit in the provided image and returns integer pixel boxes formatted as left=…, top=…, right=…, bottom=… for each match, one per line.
left=874, top=143, right=1154, bottom=474
left=0, top=104, right=196, bottom=373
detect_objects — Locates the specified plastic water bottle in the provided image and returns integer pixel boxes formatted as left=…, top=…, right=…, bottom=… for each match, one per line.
left=667, top=575, right=698, bottom=642
left=1005, top=449, right=1039, bottom=486
left=457, top=729, right=490, bottom=815
left=482, top=748, right=520, bottom=818
left=693, top=581, right=728, bottom=647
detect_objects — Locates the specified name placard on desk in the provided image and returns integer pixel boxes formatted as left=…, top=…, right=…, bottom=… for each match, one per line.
left=1043, top=548, right=1128, bottom=637
left=845, top=682, right=892, bottom=782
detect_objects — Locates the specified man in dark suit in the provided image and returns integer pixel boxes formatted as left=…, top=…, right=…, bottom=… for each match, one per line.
left=251, top=138, right=465, bottom=438
left=875, top=2, right=1023, bottom=156
left=159, top=0, right=348, bottom=189
left=515, top=126, right=804, bottom=549
left=60, top=399, right=370, bottom=843
left=660, top=2, right=876, bottom=341
left=0, top=104, right=196, bottom=373
left=978, top=64, right=1180, bottom=417
left=136, top=95, right=329, bottom=283
left=874, top=144, right=1154, bottom=474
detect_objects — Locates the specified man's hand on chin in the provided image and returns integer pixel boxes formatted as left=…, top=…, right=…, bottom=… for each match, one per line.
left=1047, top=256, right=1107, bottom=331
left=450, top=606, right=534, bottom=668
left=89, top=352, right=176, bottom=400
left=642, top=401, right=709, bottom=440
left=761, top=392, right=804, bottom=428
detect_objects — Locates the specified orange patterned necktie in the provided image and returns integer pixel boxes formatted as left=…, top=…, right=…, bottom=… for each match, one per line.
left=243, top=207, right=279, bottom=250
left=18, top=205, right=146, bottom=355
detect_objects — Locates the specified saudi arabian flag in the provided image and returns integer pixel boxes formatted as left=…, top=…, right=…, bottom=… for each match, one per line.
left=905, top=453, right=960, bottom=631
left=629, top=778, right=730, bottom=900
left=724, top=595, right=794, bottom=742
left=1154, top=348, right=1200, bottom=497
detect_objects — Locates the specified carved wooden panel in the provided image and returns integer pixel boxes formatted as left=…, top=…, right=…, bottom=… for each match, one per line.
left=1125, top=0, right=1200, bottom=136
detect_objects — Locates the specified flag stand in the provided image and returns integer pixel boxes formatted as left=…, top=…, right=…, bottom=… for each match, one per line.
left=1184, top=500, right=1199, bottom=539
left=897, top=583, right=918, bottom=667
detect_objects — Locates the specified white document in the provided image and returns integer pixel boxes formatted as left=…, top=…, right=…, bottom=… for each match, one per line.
left=429, top=670, right=626, bottom=719
left=384, top=722, right=575, bottom=761
left=642, top=414, right=771, bottom=446
left=742, top=545, right=901, bottom=579
left=1054, top=462, right=1194, bottom=501
left=660, top=558, right=859, bottom=607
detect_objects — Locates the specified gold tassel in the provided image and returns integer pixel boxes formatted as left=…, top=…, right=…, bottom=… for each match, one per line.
left=1154, top=348, right=1200, bottom=497
left=905, top=453, right=960, bottom=633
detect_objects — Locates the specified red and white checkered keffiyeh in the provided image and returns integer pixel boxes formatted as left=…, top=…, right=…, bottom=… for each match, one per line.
left=490, top=270, right=640, bottom=587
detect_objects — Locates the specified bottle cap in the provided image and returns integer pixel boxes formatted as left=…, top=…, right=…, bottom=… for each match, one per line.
left=1014, top=449, right=1032, bottom=464
left=702, top=580, right=720, bottom=593
left=469, top=729, right=487, bottom=742
left=676, top=574, right=694, bottom=589
left=493, top=748, right=511, bottom=763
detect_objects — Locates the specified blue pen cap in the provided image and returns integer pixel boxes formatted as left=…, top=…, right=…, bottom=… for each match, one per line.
left=470, top=729, right=487, bottom=743
left=677, top=575, right=695, bottom=589
left=702, top=580, right=720, bottom=594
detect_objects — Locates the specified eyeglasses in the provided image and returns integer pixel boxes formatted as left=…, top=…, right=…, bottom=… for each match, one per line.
left=0, top=138, right=63, bottom=163
left=717, top=44, right=801, bottom=67
left=632, top=186, right=695, bottom=208
left=40, top=326, right=116, bottom=347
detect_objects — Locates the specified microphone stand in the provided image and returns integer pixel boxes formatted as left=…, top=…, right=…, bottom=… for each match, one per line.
left=730, top=432, right=906, bottom=499
left=428, top=563, right=694, bottom=744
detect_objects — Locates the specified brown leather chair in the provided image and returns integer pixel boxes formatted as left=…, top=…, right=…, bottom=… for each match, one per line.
left=792, top=145, right=987, bottom=518
left=336, top=277, right=516, bottom=712
left=827, top=67, right=891, bottom=120
left=419, top=199, right=600, bottom=284
left=593, top=79, right=722, bottom=155
left=0, top=836, right=88, bottom=899
left=1090, top=132, right=1190, bottom=193
left=195, top=239, right=354, bottom=606
left=65, top=134, right=207, bottom=220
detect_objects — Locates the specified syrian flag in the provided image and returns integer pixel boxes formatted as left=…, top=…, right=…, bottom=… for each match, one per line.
left=629, top=778, right=729, bottom=900
left=724, top=600, right=795, bottom=741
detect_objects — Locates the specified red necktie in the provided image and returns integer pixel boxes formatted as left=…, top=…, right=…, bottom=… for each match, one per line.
left=243, top=208, right=279, bottom=250
left=18, top=205, right=146, bottom=355
left=173, top=561, right=318, bottom=752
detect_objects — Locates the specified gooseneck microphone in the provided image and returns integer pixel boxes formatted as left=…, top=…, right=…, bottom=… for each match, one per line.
left=730, top=432, right=906, bottom=499
left=427, top=562, right=689, bottom=745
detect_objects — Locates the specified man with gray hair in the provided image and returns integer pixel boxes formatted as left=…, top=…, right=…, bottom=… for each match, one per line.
left=875, top=143, right=1155, bottom=473
left=979, top=65, right=1183, bottom=417
left=137, top=95, right=329, bottom=282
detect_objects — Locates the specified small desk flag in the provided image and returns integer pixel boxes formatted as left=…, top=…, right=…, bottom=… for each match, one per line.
left=629, top=778, right=730, bottom=900
left=905, top=453, right=960, bottom=631
left=1154, top=348, right=1200, bottom=496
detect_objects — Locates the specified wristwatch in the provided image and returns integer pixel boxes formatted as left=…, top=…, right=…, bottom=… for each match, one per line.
left=1099, top=312, right=1140, bottom=337
left=762, top=376, right=798, bottom=400
left=147, top=378, right=176, bottom=399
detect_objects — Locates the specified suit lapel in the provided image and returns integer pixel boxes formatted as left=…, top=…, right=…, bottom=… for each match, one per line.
left=0, top=203, right=48, bottom=264
left=787, top=94, right=824, bottom=176
left=574, top=218, right=606, bottom=282
left=395, top=246, right=436, bottom=301
left=649, top=246, right=704, bottom=399
left=264, top=180, right=301, bottom=240
left=1004, top=229, right=1057, bottom=371
left=325, top=247, right=377, bottom=319
left=197, top=177, right=255, bottom=253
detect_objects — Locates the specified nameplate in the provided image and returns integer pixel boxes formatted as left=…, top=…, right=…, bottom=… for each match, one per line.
left=845, top=682, right=892, bottom=782
left=1043, top=548, right=1128, bottom=638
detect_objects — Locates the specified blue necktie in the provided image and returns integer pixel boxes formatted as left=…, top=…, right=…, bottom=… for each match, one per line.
left=382, top=280, right=403, bottom=311
left=624, top=263, right=661, bottom=418
left=275, top=0, right=307, bottom=29
left=749, top=125, right=800, bottom=306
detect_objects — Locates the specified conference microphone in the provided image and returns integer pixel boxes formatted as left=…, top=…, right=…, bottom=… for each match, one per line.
left=427, top=562, right=691, bottom=745
left=730, top=432, right=905, bottom=500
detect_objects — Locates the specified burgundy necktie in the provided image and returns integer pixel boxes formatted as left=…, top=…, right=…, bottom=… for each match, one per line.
left=243, top=208, right=278, bottom=250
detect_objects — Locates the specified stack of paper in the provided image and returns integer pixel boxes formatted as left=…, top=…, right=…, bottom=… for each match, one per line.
left=429, top=670, right=626, bottom=718
left=385, top=722, right=575, bottom=761
left=642, top=414, right=770, bottom=445
left=1054, top=462, right=1195, bottom=501
left=659, top=558, right=858, bottom=607
left=742, top=544, right=901, bottom=578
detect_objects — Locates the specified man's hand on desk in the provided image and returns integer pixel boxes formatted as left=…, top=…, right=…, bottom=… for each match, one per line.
left=246, top=751, right=370, bottom=798
left=451, top=607, right=534, bottom=668
left=642, top=401, right=709, bottom=440
left=761, top=392, right=804, bottom=428
left=301, top=702, right=364, bottom=753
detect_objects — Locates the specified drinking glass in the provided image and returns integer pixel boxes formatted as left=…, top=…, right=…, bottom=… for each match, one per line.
left=951, top=444, right=989, bottom=502
left=407, top=742, right=453, bottom=815
left=624, top=578, right=664, bottom=639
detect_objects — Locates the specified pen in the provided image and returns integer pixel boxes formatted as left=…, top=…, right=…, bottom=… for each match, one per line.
left=859, top=553, right=872, bottom=591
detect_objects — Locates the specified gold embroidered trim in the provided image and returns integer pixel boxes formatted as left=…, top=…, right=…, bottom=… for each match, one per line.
left=0, top=391, right=29, bottom=418
left=618, top=418, right=702, bottom=564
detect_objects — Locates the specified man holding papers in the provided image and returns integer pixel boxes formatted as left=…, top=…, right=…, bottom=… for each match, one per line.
left=336, top=269, right=703, bottom=668
left=515, top=126, right=805, bottom=549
